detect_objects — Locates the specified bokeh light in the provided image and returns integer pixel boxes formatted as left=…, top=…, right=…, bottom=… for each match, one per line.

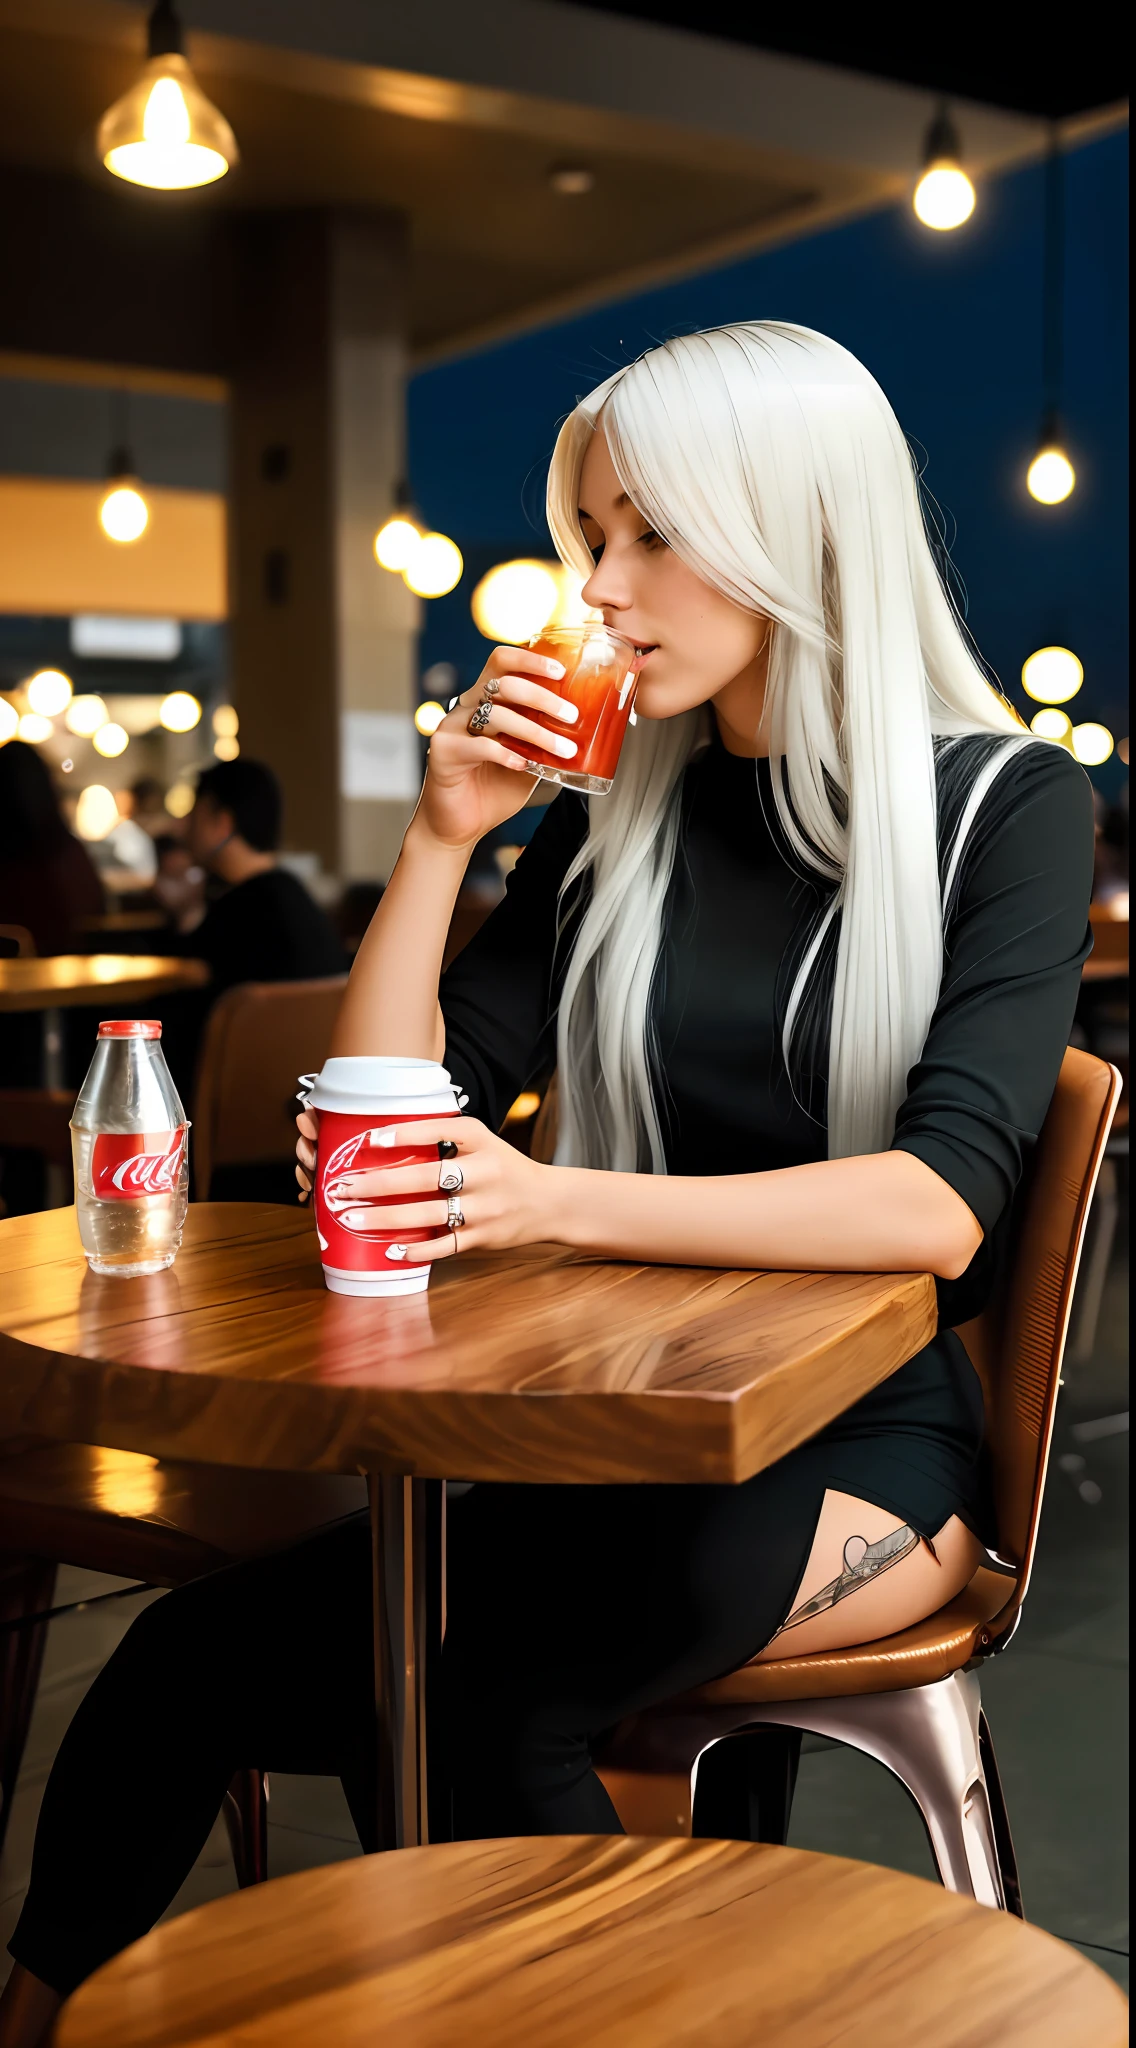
left=414, top=701, right=447, bottom=736
left=472, top=560, right=560, bottom=643
left=404, top=533, right=464, bottom=598
left=1027, top=447, right=1076, bottom=505
left=99, top=483, right=149, bottom=543
left=374, top=516, right=422, bottom=572
left=1022, top=647, right=1083, bottom=704
left=1070, top=723, right=1114, bottom=766
left=92, top=722, right=129, bottom=758
left=65, top=694, right=109, bottom=737
left=1030, top=708, right=1073, bottom=742
left=213, top=736, right=240, bottom=761
left=165, top=780, right=196, bottom=818
left=913, top=163, right=976, bottom=231
left=16, top=712, right=53, bottom=744
left=26, top=669, right=73, bottom=717
left=75, top=784, right=120, bottom=840
left=212, top=704, right=239, bottom=738
left=0, top=698, right=19, bottom=744
left=160, top=691, right=201, bottom=732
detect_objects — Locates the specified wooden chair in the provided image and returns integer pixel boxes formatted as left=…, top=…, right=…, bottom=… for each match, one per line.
left=0, top=1444, right=366, bottom=1880
left=588, top=1049, right=1121, bottom=1914
left=0, top=926, right=36, bottom=959
left=192, top=976, right=347, bottom=1199
left=53, top=1836, right=1128, bottom=2048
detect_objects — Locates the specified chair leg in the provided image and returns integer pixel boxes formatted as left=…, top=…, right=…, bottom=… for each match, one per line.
left=223, top=1769, right=269, bottom=1887
left=978, top=1710, right=1024, bottom=1918
left=0, top=1556, right=59, bottom=1858
left=692, top=1728, right=802, bottom=1844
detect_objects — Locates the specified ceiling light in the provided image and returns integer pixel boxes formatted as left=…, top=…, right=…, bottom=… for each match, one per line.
left=66, top=694, right=109, bottom=736
left=93, top=722, right=129, bottom=758
left=0, top=698, right=19, bottom=745
left=16, top=712, right=53, bottom=745
left=212, top=704, right=239, bottom=738
left=1030, top=708, right=1072, bottom=742
left=913, top=107, right=975, bottom=231
left=26, top=669, right=73, bottom=717
left=550, top=165, right=595, bottom=196
left=213, top=736, right=240, bottom=761
left=1071, top=723, right=1114, bottom=766
left=471, top=560, right=561, bottom=643
left=403, top=534, right=464, bottom=599
left=160, top=691, right=201, bottom=732
left=1021, top=646, right=1083, bottom=704
left=97, top=1, right=238, bottom=191
left=100, top=471, right=149, bottom=544
left=1027, top=137, right=1075, bottom=506
left=414, top=701, right=447, bottom=736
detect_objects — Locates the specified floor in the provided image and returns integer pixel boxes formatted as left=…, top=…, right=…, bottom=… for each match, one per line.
left=1, top=1229, right=1128, bottom=1999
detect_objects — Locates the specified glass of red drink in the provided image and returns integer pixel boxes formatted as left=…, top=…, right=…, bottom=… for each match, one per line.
left=502, top=624, right=638, bottom=794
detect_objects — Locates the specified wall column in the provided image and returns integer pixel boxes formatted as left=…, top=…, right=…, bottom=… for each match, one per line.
left=229, top=208, right=418, bottom=881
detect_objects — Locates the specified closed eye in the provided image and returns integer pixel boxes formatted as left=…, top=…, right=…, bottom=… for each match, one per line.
left=637, top=528, right=666, bottom=551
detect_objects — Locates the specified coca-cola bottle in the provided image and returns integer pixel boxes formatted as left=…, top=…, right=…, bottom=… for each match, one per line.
left=71, top=1020, right=190, bottom=1276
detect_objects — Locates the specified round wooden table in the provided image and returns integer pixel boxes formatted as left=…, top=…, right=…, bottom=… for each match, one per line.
left=55, top=1837, right=1127, bottom=2048
left=0, top=1201, right=937, bottom=1851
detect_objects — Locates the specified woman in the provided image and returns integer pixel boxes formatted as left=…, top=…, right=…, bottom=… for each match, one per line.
left=1, top=325, right=1091, bottom=2041
left=0, top=742, right=104, bottom=956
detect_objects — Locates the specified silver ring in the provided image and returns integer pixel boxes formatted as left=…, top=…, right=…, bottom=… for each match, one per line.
left=467, top=701, right=493, bottom=736
left=446, top=1195, right=466, bottom=1230
left=482, top=676, right=501, bottom=696
left=439, top=1163, right=464, bottom=1194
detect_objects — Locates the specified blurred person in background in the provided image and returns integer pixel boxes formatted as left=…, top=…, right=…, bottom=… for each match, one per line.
left=156, top=758, right=346, bottom=1103
left=0, top=742, right=104, bottom=955
left=150, top=835, right=207, bottom=934
left=129, top=776, right=170, bottom=840
left=96, top=787, right=158, bottom=884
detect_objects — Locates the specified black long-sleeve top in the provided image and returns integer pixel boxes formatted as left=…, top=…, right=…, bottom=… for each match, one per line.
left=439, top=732, right=1094, bottom=1537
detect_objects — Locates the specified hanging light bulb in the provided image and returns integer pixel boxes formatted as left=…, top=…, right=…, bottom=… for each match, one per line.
left=1027, top=423, right=1076, bottom=505
left=97, top=1, right=238, bottom=191
left=99, top=429, right=150, bottom=546
left=1027, top=134, right=1075, bottom=506
left=374, top=515, right=423, bottom=573
left=160, top=691, right=202, bottom=732
left=913, top=106, right=976, bottom=231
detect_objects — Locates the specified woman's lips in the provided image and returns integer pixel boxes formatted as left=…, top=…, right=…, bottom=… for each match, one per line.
left=628, top=644, right=658, bottom=674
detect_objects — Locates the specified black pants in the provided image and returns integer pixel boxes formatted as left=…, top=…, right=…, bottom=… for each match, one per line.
left=12, top=1444, right=854, bottom=1997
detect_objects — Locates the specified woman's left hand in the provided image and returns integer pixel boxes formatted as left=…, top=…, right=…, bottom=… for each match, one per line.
left=313, top=1115, right=558, bottom=1263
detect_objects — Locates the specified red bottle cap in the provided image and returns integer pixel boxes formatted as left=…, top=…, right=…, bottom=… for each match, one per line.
left=97, top=1020, right=163, bottom=1038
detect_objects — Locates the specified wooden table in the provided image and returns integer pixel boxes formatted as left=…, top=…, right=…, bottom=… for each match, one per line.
left=56, top=1837, right=1128, bottom=2048
left=0, top=954, right=210, bottom=1084
left=0, top=1202, right=937, bottom=1850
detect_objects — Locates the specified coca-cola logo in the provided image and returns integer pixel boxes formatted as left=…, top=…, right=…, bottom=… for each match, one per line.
left=91, top=1127, right=187, bottom=1199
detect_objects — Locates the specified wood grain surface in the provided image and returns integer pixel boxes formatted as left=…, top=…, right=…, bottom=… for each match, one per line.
left=0, top=1205, right=936, bottom=1485
left=0, top=954, right=209, bottom=1012
left=55, top=1836, right=1127, bottom=2048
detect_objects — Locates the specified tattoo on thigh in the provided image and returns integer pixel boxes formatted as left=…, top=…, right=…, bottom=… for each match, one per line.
left=777, top=1524, right=920, bottom=1636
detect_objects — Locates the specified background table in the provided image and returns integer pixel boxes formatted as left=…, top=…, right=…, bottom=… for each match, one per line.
left=0, top=1203, right=937, bottom=1848
left=0, top=954, right=210, bottom=1081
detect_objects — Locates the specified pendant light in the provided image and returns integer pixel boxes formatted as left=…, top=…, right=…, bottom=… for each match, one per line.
left=1027, top=130, right=1075, bottom=504
left=99, top=393, right=150, bottom=544
left=97, top=1, right=238, bottom=191
left=913, top=104, right=976, bottom=232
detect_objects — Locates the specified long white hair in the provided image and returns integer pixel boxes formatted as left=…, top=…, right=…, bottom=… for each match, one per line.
left=545, top=322, right=1027, bottom=1169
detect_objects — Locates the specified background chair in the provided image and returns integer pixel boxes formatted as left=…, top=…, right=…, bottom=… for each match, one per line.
left=0, top=1443, right=366, bottom=1881
left=192, top=975, right=347, bottom=1201
left=575, top=1049, right=1121, bottom=1913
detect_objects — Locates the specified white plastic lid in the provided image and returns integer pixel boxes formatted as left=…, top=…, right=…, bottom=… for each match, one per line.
left=304, top=1056, right=457, bottom=1114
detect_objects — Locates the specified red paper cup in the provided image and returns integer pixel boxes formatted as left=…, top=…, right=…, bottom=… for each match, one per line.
left=302, top=1057, right=462, bottom=1297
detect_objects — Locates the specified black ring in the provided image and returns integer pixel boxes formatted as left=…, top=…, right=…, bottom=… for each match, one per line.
left=438, top=1138, right=459, bottom=1159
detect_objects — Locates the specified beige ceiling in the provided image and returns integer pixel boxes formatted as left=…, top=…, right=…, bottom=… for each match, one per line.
left=0, top=5, right=891, bottom=357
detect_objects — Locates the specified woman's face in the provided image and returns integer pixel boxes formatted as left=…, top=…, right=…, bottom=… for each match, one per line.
left=577, top=426, right=767, bottom=726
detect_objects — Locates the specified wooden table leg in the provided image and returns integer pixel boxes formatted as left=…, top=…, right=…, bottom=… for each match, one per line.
left=367, top=1473, right=444, bottom=1849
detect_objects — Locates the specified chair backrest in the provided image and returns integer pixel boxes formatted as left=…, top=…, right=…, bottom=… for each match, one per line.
left=0, top=924, right=36, bottom=959
left=192, top=977, right=348, bottom=1199
left=958, top=1047, right=1120, bottom=1643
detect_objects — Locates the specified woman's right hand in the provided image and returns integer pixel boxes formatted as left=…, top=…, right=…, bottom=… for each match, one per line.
left=414, top=645, right=579, bottom=850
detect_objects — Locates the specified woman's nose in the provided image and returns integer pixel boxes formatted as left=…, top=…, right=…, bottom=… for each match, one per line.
left=581, top=554, right=632, bottom=615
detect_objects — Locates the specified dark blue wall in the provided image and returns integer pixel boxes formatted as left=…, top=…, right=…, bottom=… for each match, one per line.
left=409, top=128, right=1128, bottom=799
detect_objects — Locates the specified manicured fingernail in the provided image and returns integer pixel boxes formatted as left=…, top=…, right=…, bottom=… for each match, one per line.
left=552, top=736, right=578, bottom=758
left=373, top=1130, right=398, bottom=1148
left=538, top=657, right=566, bottom=677
left=385, top=1243, right=408, bottom=1260
left=557, top=702, right=579, bottom=723
left=343, top=1209, right=372, bottom=1229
